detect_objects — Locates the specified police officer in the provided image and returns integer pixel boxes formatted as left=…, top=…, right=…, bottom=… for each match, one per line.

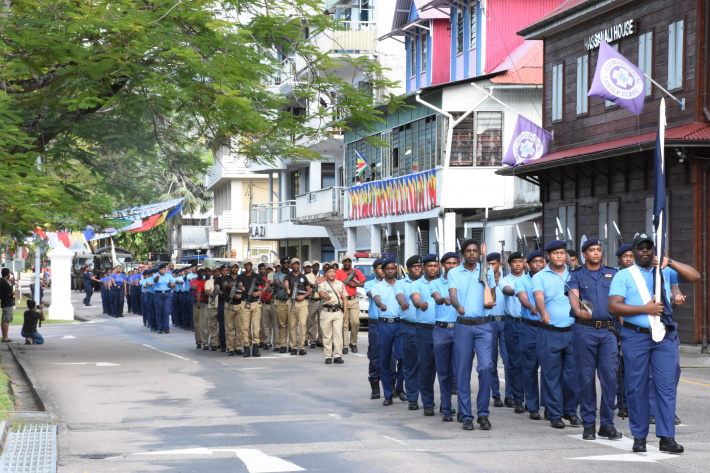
left=430, top=252, right=459, bottom=422
left=364, top=258, right=384, bottom=399
left=224, top=263, right=244, bottom=356
left=318, top=263, right=347, bottom=364
left=532, top=240, right=579, bottom=429
left=567, top=238, right=622, bottom=440
left=83, top=266, right=100, bottom=306
left=144, top=269, right=157, bottom=331
left=214, top=265, right=229, bottom=351
left=285, top=258, right=312, bottom=355
left=608, top=234, right=699, bottom=454
left=272, top=258, right=291, bottom=353
left=259, top=263, right=274, bottom=350
left=336, top=255, right=366, bottom=354
left=515, top=251, right=546, bottom=420
left=239, top=260, right=267, bottom=358
left=204, top=266, right=220, bottom=350
left=99, top=271, right=109, bottom=314
left=614, top=243, right=634, bottom=417
left=109, top=265, right=127, bottom=318
left=448, top=239, right=495, bottom=431
left=486, top=252, right=511, bottom=408
left=500, top=252, right=526, bottom=412
left=616, top=244, right=634, bottom=270
left=395, top=255, right=423, bottom=411
left=153, top=263, right=177, bottom=333
left=304, top=261, right=323, bottom=348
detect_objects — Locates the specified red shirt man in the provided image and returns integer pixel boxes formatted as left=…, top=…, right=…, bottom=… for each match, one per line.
left=335, top=255, right=365, bottom=297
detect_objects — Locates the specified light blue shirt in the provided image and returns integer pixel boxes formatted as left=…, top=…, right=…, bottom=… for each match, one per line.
left=514, top=274, right=536, bottom=320
left=371, top=279, right=402, bottom=319
left=609, top=262, right=656, bottom=329
left=110, top=273, right=126, bottom=286
left=430, top=277, right=457, bottom=323
left=394, top=276, right=418, bottom=322
left=532, top=265, right=573, bottom=327
left=446, top=264, right=495, bottom=318
left=501, top=273, right=522, bottom=317
left=364, top=278, right=382, bottom=320
left=411, top=277, right=437, bottom=325
left=154, top=274, right=176, bottom=292
left=490, top=273, right=506, bottom=317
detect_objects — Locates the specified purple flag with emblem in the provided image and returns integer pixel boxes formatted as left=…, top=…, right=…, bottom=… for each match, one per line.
left=502, top=115, right=552, bottom=167
left=588, top=40, right=646, bottom=115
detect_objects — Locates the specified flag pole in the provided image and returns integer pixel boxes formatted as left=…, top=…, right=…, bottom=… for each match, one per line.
left=654, top=98, right=666, bottom=303
left=643, top=73, right=685, bottom=110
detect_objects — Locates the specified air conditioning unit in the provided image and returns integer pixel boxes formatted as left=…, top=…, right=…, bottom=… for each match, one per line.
left=259, top=254, right=269, bottom=264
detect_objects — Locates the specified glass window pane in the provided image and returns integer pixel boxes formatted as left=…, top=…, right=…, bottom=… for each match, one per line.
left=450, top=112, right=474, bottom=166
left=475, top=111, right=503, bottom=166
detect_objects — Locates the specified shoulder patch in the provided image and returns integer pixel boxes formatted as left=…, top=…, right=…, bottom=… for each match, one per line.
left=604, top=273, right=614, bottom=279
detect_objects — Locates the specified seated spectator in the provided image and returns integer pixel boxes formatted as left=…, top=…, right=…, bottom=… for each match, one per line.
left=21, top=300, right=45, bottom=345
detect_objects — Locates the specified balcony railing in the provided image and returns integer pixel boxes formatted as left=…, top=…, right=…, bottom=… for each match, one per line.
left=294, top=187, right=344, bottom=224
left=211, top=210, right=249, bottom=233
left=332, top=21, right=377, bottom=52
left=204, top=158, right=256, bottom=190
left=250, top=201, right=296, bottom=225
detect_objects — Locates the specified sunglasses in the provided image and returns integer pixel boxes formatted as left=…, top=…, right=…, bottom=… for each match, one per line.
left=636, top=244, right=654, bottom=251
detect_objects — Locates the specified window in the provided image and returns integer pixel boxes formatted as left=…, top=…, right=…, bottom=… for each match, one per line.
left=450, top=111, right=503, bottom=166
left=576, top=54, right=589, bottom=115
left=469, top=3, right=477, bottom=49
left=606, top=44, right=619, bottom=107
left=456, top=9, right=464, bottom=54
left=551, top=63, right=563, bottom=121
left=421, top=34, right=427, bottom=73
left=410, top=38, right=416, bottom=77
left=668, top=20, right=684, bottom=90
left=558, top=205, right=576, bottom=247
left=638, top=31, right=653, bottom=96
left=598, top=201, right=619, bottom=258
left=322, top=163, right=336, bottom=188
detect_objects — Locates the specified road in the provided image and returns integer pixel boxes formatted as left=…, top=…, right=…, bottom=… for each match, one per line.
left=7, top=291, right=710, bottom=473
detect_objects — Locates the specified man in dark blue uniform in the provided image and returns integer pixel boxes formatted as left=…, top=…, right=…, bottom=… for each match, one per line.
left=486, top=252, right=511, bottom=408
left=567, top=238, right=622, bottom=440
left=364, top=258, right=384, bottom=399
left=395, top=256, right=423, bottom=410
left=83, top=266, right=100, bottom=306
left=500, top=252, right=526, bottom=413
left=614, top=243, right=634, bottom=417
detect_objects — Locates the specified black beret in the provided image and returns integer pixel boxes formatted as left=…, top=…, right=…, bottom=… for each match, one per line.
left=219, top=264, right=228, bottom=270
left=581, top=238, right=600, bottom=252
left=461, top=239, right=478, bottom=252
left=486, top=252, right=501, bottom=262
left=508, top=252, right=524, bottom=262
left=544, top=240, right=567, bottom=252
left=406, top=255, right=422, bottom=268
left=280, top=256, right=290, bottom=265
left=441, top=251, right=459, bottom=263
left=422, top=254, right=438, bottom=264
left=372, top=258, right=384, bottom=268
left=258, top=263, right=266, bottom=269
left=616, top=243, right=633, bottom=256
left=527, top=250, right=544, bottom=263
left=158, top=263, right=168, bottom=269
left=383, top=257, right=396, bottom=267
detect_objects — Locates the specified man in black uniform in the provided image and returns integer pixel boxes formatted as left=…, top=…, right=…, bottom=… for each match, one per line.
left=238, top=260, right=268, bottom=357
left=284, top=258, right=312, bottom=355
left=224, top=263, right=244, bottom=356
left=214, top=265, right=229, bottom=352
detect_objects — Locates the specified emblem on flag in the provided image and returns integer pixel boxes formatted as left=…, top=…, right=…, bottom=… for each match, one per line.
left=503, top=115, right=552, bottom=167
left=588, top=40, right=646, bottom=115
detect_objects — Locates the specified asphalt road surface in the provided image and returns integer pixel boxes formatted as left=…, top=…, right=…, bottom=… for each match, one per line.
left=8, top=292, right=710, bottom=473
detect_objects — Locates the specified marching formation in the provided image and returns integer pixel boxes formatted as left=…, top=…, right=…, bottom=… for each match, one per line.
left=364, top=235, right=699, bottom=455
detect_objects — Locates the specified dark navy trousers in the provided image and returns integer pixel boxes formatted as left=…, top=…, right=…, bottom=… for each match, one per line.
left=378, top=321, right=404, bottom=399
left=83, top=286, right=93, bottom=305
left=400, top=322, right=420, bottom=403
left=110, top=286, right=124, bottom=317
left=217, top=300, right=226, bottom=345
left=621, top=326, right=678, bottom=439
left=180, top=292, right=191, bottom=328
left=367, top=321, right=380, bottom=381
left=416, top=325, right=436, bottom=409
left=433, top=325, right=457, bottom=415
left=148, top=294, right=157, bottom=329
left=649, top=333, right=681, bottom=417
left=504, top=317, right=525, bottom=403
left=521, top=324, right=543, bottom=411
left=454, top=321, right=492, bottom=420
left=154, top=292, right=172, bottom=331
left=172, top=293, right=181, bottom=326
left=490, top=319, right=511, bottom=400
left=573, top=324, right=618, bottom=428
left=101, top=287, right=109, bottom=314
left=537, top=329, right=578, bottom=421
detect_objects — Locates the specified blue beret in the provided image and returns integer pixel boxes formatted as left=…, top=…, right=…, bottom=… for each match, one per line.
left=372, top=258, right=384, bottom=268
left=406, top=255, right=422, bottom=267
left=422, top=254, right=438, bottom=264
left=383, top=257, right=396, bottom=267
left=509, top=252, right=524, bottom=262
left=526, top=250, right=544, bottom=263
left=441, top=252, right=459, bottom=263
left=581, top=238, right=601, bottom=252
left=544, top=240, right=567, bottom=252
left=486, top=252, right=501, bottom=262
left=616, top=243, right=633, bottom=257
left=158, top=263, right=168, bottom=269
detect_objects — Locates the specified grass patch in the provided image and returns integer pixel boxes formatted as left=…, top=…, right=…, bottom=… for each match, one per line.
left=0, top=365, right=14, bottom=413
left=10, top=310, right=76, bottom=326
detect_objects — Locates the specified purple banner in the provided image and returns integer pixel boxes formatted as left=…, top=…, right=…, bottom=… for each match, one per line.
left=588, top=40, right=646, bottom=115
left=502, top=115, right=552, bottom=167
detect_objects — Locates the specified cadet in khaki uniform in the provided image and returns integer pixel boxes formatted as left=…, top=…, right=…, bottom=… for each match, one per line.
left=223, top=264, right=244, bottom=356
left=203, top=267, right=220, bottom=351
left=238, top=260, right=268, bottom=358
left=272, top=258, right=291, bottom=353
left=285, top=258, right=312, bottom=355
left=190, top=267, right=207, bottom=349
left=319, top=263, right=347, bottom=364
left=305, top=261, right=324, bottom=348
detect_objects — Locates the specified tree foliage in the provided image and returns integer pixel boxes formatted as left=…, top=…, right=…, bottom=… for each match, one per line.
left=0, top=0, right=404, bottom=239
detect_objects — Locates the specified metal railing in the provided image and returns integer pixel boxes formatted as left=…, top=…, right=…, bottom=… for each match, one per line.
left=212, top=210, right=249, bottom=232
left=204, top=159, right=254, bottom=190
left=294, top=187, right=344, bottom=222
left=250, top=201, right=297, bottom=225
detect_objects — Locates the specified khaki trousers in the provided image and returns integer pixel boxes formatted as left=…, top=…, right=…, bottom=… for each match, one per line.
left=194, top=304, right=206, bottom=344
left=343, top=298, right=361, bottom=347
left=225, top=304, right=243, bottom=351
left=205, top=305, right=219, bottom=347
left=307, top=300, right=322, bottom=344
left=320, top=308, right=344, bottom=359
left=274, top=300, right=290, bottom=349
left=260, top=303, right=272, bottom=345
left=288, top=299, right=309, bottom=350
left=241, top=301, right=261, bottom=346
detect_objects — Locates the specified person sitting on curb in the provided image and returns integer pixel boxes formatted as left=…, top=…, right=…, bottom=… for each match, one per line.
left=21, top=299, right=45, bottom=345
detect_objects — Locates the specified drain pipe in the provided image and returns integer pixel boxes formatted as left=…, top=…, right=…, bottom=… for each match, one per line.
left=703, top=162, right=709, bottom=352
left=704, top=0, right=710, bottom=121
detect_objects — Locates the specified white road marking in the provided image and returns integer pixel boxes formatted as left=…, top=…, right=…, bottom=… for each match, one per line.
left=142, top=344, right=197, bottom=363
left=349, top=353, right=366, bottom=357
left=136, top=447, right=211, bottom=455
left=136, top=447, right=305, bottom=472
left=328, top=413, right=341, bottom=419
left=241, top=367, right=266, bottom=370
left=567, top=434, right=682, bottom=463
left=52, top=362, right=120, bottom=367
left=62, top=335, right=76, bottom=339
left=382, top=435, right=407, bottom=445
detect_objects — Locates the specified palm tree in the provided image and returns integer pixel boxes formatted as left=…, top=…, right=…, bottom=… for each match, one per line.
left=160, top=173, right=211, bottom=264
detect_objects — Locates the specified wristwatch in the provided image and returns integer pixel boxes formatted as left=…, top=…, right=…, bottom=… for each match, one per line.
left=667, top=258, right=674, bottom=266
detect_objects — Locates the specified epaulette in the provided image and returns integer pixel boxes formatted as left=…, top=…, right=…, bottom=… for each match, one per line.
left=570, top=266, right=582, bottom=272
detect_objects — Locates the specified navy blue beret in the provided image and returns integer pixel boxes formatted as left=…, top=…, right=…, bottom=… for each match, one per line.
left=461, top=238, right=478, bottom=252
left=422, top=254, right=438, bottom=264
left=219, top=264, right=228, bottom=270
left=616, top=243, right=633, bottom=257
left=508, top=252, right=524, bottom=262
left=383, top=257, right=396, bottom=267
left=581, top=238, right=601, bottom=252
left=158, top=263, right=168, bottom=269
left=406, top=255, right=422, bottom=267
left=527, top=250, right=544, bottom=263
left=372, top=258, right=384, bottom=268
left=544, top=240, right=567, bottom=252
left=441, top=252, right=459, bottom=263
left=486, top=252, right=501, bottom=262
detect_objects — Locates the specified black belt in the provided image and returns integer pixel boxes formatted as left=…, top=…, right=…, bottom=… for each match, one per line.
left=380, top=317, right=400, bottom=323
left=539, top=323, right=573, bottom=332
left=522, top=318, right=539, bottom=327
left=308, top=298, right=321, bottom=302
left=323, top=305, right=343, bottom=312
left=490, top=315, right=506, bottom=322
left=114, top=285, right=123, bottom=287
left=457, top=316, right=490, bottom=326
left=510, top=316, right=522, bottom=323
left=346, top=295, right=357, bottom=300
left=369, top=319, right=378, bottom=324
left=622, top=321, right=652, bottom=335
left=436, top=321, right=456, bottom=328
left=247, top=298, right=260, bottom=303
left=276, top=297, right=288, bottom=302
left=156, top=290, right=170, bottom=293
left=576, top=319, right=615, bottom=329
left=400, top=319, right=417, bottom=326
left=417, top=322, right=434, bottom=330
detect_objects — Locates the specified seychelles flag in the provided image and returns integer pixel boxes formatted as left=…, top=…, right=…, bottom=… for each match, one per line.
left=356, top=151, right=368, bottom=179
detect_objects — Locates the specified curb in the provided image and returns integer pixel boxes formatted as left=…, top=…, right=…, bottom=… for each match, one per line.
left=7, top=345, right=47, bottom=413
left=0, top=421, right=8, bottom=455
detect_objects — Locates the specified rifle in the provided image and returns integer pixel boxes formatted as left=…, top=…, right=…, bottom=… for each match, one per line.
left=500, top=240, right=509, bottom=276
left=416, top=226, right=423, bottom=257
left=227, top=277, right=242, bottom=311
left=556, top=217, right=571, bottom=270
left=566, top=227, right=575, bottom=269
left=479, top=208, right=489, bottom=286
left=516, top=224, right=525, bottom=257
left=208, top=280, right=222, bottom=305
left=290, top=279, right=299, bottom=313
left=396, top=230, right=402, bottom=280
left=244, top=275, right=258, bottom=310
left=434, top=227, right=440, bottom=259
left=534, top=222, right=542, bottom=251
left=343, top=269, right=356, bottom=287
left=602, top=223, right=609, bottom=267
left=613, top=220, right=624, bottom=245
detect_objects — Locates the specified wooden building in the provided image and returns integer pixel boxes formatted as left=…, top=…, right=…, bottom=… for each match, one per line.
left=498, top=0, right=710, bottom=344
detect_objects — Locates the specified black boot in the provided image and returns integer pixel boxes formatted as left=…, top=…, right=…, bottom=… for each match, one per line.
left=252, top=345, right=261, bottom=357
left=370, top=380, right=381, bottom=399
left=243, top=346, right=251, bottom=358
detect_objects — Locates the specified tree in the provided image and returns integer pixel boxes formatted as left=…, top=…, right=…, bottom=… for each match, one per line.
left=1, top=0, right=404, bottom=239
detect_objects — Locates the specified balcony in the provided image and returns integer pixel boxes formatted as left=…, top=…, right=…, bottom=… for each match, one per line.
left=294, top=187, right=345, bottom=225
left=250, top=201, right=328, bottom=240
left=316, top=21, right=377, bottom=54
left=204, top=158, right=259, bottom=191
left=211, top=210, right=249, bottom=233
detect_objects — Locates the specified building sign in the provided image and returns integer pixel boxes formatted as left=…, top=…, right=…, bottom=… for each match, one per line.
left=584, top=19, right=636, bottom=51
left=249, top=225, right=266, bottom=238
left=208, top=231, right=227, bottom=246
left=346, top=169, right=436, bottom=221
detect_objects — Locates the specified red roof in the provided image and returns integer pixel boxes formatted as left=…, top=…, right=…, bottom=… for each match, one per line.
left=490, top=41, right=543, bottom=85
left=505, top=123, right=710, bottom=172
left=519, top=0, right=590, bottom=34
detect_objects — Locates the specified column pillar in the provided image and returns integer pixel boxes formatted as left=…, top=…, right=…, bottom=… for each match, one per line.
left=268, top=173, right=274, bottom=204
left=347, top=227, right=357, bottom=256
left=370, top=224, right=382, bottom=254
left=47, top=244, right=75, bottom=320
left=404, top=220, right=417, bottom=260
left=444, top=211, right=457, bottom=254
